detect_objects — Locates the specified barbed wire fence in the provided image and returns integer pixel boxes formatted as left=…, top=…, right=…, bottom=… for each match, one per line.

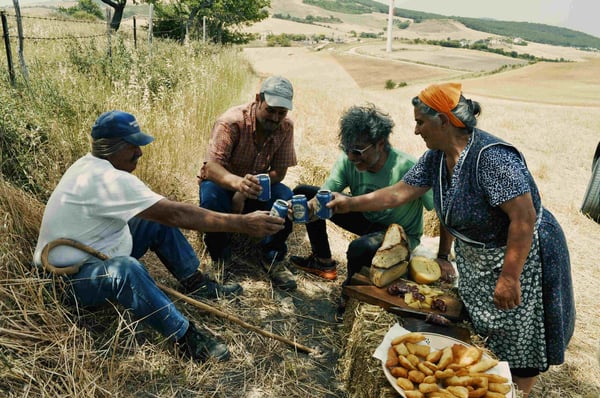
left=0, top=0, right=197, bottom=87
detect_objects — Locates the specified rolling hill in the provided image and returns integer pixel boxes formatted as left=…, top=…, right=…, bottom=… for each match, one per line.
left=264, top=0, right=600, bottom=50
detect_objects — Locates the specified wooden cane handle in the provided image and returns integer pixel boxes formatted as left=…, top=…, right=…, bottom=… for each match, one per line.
left=40, top=238, right=108, bottom=275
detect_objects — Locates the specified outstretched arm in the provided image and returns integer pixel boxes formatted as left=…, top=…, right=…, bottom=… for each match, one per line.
left=327, top=181, right=429, bottom=214
left=137, top=198, right=284, bottom=237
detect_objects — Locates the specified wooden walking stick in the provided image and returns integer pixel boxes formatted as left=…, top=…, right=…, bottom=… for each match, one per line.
left=155, top=282, right=317, bottom=354
left=40, top=238, right=318, bottom=355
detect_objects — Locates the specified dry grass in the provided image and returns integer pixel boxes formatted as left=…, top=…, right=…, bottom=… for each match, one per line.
left=2, top=4, right=600, bottom=397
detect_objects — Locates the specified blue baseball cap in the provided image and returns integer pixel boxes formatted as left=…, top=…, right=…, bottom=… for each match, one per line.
left=91, top=110, right=154, bottom=146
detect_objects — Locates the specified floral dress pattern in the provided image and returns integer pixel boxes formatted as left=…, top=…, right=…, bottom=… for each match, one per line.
left=403, top=129, right=575, bottom=370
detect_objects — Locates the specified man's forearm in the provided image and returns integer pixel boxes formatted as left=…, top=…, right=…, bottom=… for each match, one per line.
left=200, top=161, right=242, bottom=192
left=140, top=199, right=247, bottom=233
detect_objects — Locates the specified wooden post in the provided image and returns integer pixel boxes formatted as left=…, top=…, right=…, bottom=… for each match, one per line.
left=133, top=16, right=137, bottom=49
left=148, top=4, right=153, bottom=57
left=0, top=11, right=15, bottom=87
left=105, top=7, right=112, bottom=59
left=11, top=0, right=28, bottom=81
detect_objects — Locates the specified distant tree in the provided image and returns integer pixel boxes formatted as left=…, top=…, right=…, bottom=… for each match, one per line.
left=57, top=0, right=103, bottom=20
left=150, top=0, right=270, bottom=44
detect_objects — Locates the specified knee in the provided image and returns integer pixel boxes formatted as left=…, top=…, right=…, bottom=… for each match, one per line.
left=200, top=181, right=231, bottom=211
left=347, top=238, right=370, bottom=259
left=104, top=257, right=150, bottom=282
left=271, top=183, right=293, bottom=200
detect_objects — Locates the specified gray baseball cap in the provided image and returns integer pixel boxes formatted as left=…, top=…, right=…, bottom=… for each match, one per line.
left=260, top=76, right=293, bottom=110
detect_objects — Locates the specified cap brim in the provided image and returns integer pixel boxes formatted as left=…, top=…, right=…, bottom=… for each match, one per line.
left=122, top=131, right=155, bottom=146
left=264, top=93, right=293, bottom=110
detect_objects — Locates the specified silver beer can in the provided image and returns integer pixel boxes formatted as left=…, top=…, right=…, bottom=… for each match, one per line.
left=270, top=199, right=288, bottom=219
left=256, top=173, right=271, bottom=201
left=291, top=194, right=309, bottom=223
left=316, top=189, right=333, bottom=219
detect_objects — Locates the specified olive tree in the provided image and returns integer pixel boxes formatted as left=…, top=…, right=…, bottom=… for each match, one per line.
left=150, top=0, right=270, bottom=44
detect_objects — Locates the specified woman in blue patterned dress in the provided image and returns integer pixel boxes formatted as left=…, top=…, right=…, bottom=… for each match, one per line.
left=328, top=83, right=575, bottom=397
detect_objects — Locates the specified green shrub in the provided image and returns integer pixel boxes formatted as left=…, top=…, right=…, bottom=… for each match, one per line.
left=267, top=34, right=292, bottom=47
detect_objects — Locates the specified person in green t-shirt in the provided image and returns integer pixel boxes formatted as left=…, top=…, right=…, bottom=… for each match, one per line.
left=290, top=103, right=434, bottom=320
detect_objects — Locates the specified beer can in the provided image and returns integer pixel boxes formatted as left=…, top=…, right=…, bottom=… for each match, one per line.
left=256, top=173, right=271, bottom=201
left=291, top=194, right=309, bottom=223
left=316, top=189, right=333, bottom=219
left=270, top=199, right=288, bottom=219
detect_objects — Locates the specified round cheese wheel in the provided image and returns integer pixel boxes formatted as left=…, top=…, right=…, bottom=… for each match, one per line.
left=409, top=256, right=441, bottom=284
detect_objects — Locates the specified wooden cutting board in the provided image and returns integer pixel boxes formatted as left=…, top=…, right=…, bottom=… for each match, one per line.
left=342, top=273, right=467, bottom=322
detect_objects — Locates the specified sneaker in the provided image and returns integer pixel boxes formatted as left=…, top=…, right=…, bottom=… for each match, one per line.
left=290, top=255, right=337, bottom=281
left=261, top=258, right=297, bottom=291
left=176, top=322, right=230, bottom=362
left=181, top=271, right=243, bottom=299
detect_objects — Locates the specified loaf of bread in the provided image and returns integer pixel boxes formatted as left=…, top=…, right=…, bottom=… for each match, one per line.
left=409, top=256, right=441, bottom=284
left=370, top=261, right=408, bottom=287
left=371, top=224, right=410, bottom=269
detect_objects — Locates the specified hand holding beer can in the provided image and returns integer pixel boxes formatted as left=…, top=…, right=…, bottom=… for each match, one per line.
left=256, top=173, right=271, bottom=201
left=270, top=199, right=289, bottom=219
left=316, top=189, right=333, bottom=219
left=291, top=194, right=309, bottom=223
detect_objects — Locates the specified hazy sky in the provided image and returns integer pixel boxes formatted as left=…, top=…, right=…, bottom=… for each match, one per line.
left=393, top=0, right=600, bottom=38
left=2, top=0, right=599, bottom=38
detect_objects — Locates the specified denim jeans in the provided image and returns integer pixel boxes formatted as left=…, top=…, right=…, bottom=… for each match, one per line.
left=64, top=217, right=199, bottom=341
left=200, top=180, right=293, bottom=262
left=293, top=185, right=388, bottom=286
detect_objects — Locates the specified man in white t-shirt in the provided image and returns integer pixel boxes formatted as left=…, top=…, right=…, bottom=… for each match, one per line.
left=33, top=110, right=285, bottom=363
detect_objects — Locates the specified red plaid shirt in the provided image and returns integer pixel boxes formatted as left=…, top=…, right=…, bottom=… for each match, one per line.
left=204, top=100, right=297, bottom=176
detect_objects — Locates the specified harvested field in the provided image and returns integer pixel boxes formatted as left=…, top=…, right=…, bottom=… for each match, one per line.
left=330, top=50, right=461, bottom=89
left=350, top=43, right=527, bottom=72
left=464, top=58, right=600, bottom=106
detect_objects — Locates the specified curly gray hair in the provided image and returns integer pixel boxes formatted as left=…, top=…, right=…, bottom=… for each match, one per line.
left=338, top=103, right=394, bottom=150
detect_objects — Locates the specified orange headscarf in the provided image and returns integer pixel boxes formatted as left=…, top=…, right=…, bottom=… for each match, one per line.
left=418, top=82, right=466, bottom=128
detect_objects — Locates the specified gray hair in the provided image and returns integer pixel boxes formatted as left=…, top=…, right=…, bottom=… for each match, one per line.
left=338, top=103, right=395, bottom=150
left=411, top=95, right=481, bottom=131
left=91, top=137, right=130, bottom=159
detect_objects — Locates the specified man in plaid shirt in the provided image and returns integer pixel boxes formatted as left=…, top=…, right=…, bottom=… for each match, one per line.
left=198, top=76, right=297, bottom=291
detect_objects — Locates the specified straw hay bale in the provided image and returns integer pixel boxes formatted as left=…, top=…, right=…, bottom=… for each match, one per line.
left=337, top=299, right=398, bottom=398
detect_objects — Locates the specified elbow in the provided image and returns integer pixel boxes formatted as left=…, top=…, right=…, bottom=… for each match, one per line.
left=162, top=202, right=190, bottom=228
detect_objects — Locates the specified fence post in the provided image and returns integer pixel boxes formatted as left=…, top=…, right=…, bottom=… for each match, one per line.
left=133, top=16, right=137, bottom=49
left=0, top=11, right=15, bottom=87
left=148, top=4, right=153, bottom=57
left=11, top=0, right=28, bottom=82
left=106, top=7, right=112, bottom=59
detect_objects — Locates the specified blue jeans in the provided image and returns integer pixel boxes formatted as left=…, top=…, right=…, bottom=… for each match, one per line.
left=200, top=180, right=293, bottom=262
left=64, top=217, right=199, bottom=341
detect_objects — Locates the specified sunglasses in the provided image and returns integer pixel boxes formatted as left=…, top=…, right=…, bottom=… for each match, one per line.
left=340, top=143, right=373, bottom=157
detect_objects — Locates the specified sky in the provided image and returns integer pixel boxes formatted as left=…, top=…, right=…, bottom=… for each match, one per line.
left=392, top=0, right=600, bottom=38
left=2, top=0, right=599, bottom=38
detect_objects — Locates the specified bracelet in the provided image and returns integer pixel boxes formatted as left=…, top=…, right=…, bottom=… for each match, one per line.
left=437, top=253, right=449, bottom=261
